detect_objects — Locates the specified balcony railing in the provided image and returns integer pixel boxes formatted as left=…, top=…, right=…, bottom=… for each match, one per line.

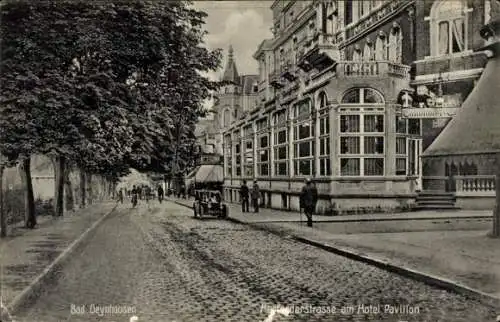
left=455, top=175, right=496, bottom=195
left=337, top=61, right=410, bottom=79
left=422, top=175, right=496, bottom=196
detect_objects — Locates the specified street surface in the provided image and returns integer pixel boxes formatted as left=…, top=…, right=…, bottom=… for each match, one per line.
left=14, top=201, right=499, bottom=322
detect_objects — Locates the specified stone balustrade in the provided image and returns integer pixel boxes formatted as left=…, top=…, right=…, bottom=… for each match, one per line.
left=337, top=61, right=410, bottom=79
left=455, top=175, right=496, bottom=195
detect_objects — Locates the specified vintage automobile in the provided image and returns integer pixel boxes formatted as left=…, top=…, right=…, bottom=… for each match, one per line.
left=193, top=189, right=228, bottom=219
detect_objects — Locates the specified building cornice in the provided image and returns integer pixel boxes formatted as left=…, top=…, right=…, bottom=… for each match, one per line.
left=411, top=68, right=484, bottom=85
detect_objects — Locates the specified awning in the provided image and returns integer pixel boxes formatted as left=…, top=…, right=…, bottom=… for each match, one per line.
left=194, top=165, right=223, bottom=183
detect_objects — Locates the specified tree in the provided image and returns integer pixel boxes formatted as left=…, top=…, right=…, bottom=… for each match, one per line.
left=0, top=0, right=223, bottom=220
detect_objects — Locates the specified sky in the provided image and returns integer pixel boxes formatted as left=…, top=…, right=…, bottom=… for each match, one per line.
left=192, top=1, right=274, bottom=81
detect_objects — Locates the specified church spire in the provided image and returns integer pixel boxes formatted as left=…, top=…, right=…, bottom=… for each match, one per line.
left=222, top=44, right=239, bottom=83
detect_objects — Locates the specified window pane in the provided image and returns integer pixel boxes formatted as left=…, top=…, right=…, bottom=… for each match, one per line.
left=277, top=130, right=287, bottom=143
left=320, top=117, right=330, bottom=135
left=340, top=115, right=360, bottom=132
left=396, top=116, right=407, bottom=134
left=341, top=158, right=360, bottom=176
left=259, top=163, right=269, bottom=176
left=408, top=119, right=420, bottom=135
left=451, top=18, right=465, bottom=53
left=364, top=115, right=384, bottom=132
left=438, top=21, right=449, bottom=55
left=246, top=141, right=253, bottom=151
left=341, top=89, right=361, bottom=103
left=297, top=141, right=312, bottom=157
left=277, top=146, right=287, bottom=160
left=363, top=89, right=384, bottom=103
left=320, top=137, right=330, bottom=156
left=260, top=135, right=268, bottom=148
left=396, top=137, right=406, bottom=154
left=320, top=158, right=331, bottom=176
left=396, top=158, right=406, bottom=175
left=364, top=158, right=384, bottom=176
left=295, top=159, right=312, bottom=176
left=340, top=137, right=361, bottom=154
left=276, top=162, right=287, bottom=175
left=298, top=122, right=312, bottom=139
left=235, top=144, right=240, bottom=154
left=236, top=166, right=241, bottom=176
left=364, top=137, right=384, bottom=154
left=259, top=150, right=269, bottom=162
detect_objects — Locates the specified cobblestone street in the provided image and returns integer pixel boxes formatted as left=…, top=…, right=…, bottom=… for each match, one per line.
left=13, top=201, right=499, bottom=322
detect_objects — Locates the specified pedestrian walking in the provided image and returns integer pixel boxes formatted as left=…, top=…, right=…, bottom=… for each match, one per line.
left=240, top=180, right=249, bottom=213
left=131, top=185, right=138, bottom=207
left=300, top=178, right=318, bottom=227
left=118, top=188, right=124, bottom=204
left=157, top=184, right=164, bottom=203
left=251, top=180, right=260, bottom=213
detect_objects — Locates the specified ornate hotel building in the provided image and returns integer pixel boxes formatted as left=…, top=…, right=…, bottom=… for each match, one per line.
left=221, top=0, right=492, bottom=213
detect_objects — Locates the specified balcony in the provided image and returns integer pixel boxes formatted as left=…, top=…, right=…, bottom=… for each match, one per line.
left=297, top=32, right=339, bottom=72
left=280, top=61, right=297, bottom=82
left=337, top=61, right=410, bottom=79
left=268, top=70, right=284, bottom=89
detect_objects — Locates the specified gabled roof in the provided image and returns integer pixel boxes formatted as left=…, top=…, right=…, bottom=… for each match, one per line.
left=423, top=52, right=500, bottom=156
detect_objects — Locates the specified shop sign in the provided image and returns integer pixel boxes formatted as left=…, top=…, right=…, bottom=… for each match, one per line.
left=402, top=108, right=458, bottom=119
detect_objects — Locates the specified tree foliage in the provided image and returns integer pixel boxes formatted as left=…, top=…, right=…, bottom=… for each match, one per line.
left=0, top=0, right=222, bottom=184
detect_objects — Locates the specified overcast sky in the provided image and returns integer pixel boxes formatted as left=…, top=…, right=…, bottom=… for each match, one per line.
left=192, top=1, right=274, bottom=81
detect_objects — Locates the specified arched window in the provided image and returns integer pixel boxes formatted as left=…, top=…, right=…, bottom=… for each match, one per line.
left=341, top=88, right=384, bottom=104
left=318, top=91, right=328, bottom=109
left=428, top=0, right=468, bottom=56
left=223, top=108, right=231, bottom=127
left=339, top=87, right=385, bottom=177
left=374, top=31, right=387, bottom=60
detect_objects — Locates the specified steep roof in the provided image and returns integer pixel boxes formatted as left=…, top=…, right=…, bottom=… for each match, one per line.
left=423, top=51, right=500, bottom=156
left=240, top=75, right=259, bottom=95
left=222, top=45, right=239, bottom=83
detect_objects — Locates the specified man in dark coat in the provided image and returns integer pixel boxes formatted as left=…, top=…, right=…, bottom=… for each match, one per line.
left=157, top=184, right=164, bottom=203
left=240, top=180, right=249, bottom=213
left=251, top=180, right=260, bottom=213
left=300, top=178, right=318, bottom=227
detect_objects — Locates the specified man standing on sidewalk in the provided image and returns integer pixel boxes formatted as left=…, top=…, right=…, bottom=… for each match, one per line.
left=300, top=178, right=318, bottom=227
left=157, top=184, right=164, bottom=203
left=240, top=180, right=249, bottom=213
left=251, top=180, right=260, bottom=213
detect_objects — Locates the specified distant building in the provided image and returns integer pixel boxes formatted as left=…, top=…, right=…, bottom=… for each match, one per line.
left=220, top=0, right=493, bottom=213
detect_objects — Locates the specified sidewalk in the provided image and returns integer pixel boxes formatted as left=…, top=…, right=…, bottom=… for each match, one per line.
left=0, top=201, right=118, bottom=317
left=171, top=197, right=500, bottom=306
left=172, top=197, right=491, bottom=223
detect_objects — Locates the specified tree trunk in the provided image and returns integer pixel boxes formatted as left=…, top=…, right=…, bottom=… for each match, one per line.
left=79, top=170, right=86, bottom=209
left=20, top=158, right=36, bottom=228
left=0, top=165, right=6, bottom=238
left=64, top=167, right=74, bottom=212
left=54, top=155, right=65, bottom=217
left=86, top=173, right=93, bottom=205
left=493, top=153, right=500, bottom=238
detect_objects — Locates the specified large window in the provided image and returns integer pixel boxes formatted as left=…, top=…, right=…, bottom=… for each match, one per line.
left=428, top=1, right=468, bottom=56
left=234, top=142, right=241, bottom=176
left=242, top=125, right=254, bottom=177
left=256, top=118, right=269, bottom=176
left=273, top=109, right=288, bottom=176
left=339, top=88, right=385, bottom=176
left=318, top=92, right=331, bottom=176
left=257, top=134, right=269, bottom=176
left=274, top=128, right=288, bottom=176
left=293, top=99, right=314, bottom=176
left=224, top=134, right=232, bottom=177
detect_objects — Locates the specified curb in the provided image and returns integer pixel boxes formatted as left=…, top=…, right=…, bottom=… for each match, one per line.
left=6, top=203, right=119, bottom=315
left=172, top=200, right=500, bottom=308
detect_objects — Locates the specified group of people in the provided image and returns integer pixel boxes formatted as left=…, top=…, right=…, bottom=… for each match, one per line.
left=239, top=178, right=318, bottom=227
left=117, top=184, right=165, bottom=206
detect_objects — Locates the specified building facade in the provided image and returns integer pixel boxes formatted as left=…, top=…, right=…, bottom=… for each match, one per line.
left=221, top=0, right=492, bottom=213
